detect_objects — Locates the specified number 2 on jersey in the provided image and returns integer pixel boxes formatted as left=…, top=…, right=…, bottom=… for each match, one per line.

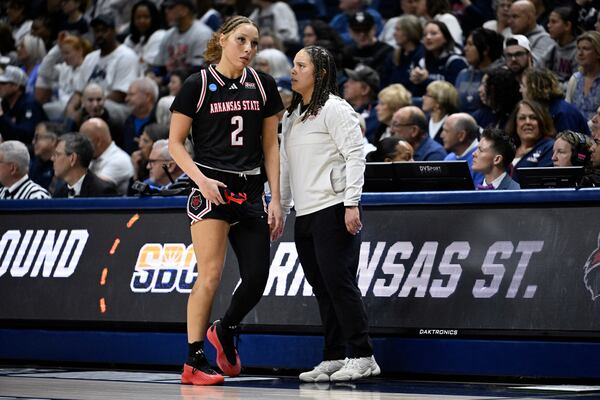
left=231, top=116, right=243, bottom=146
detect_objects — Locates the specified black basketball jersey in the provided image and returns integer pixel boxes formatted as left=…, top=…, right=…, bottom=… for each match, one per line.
left=170, top=65, right=283, bottom=171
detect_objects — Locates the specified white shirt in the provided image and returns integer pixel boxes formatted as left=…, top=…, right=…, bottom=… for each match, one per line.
left=124, top=29, right=166, bottom=75
left=90, top=142, right=134, bottom=195
left=77, top=44, right=140, bottom=94
left=483, top=172, right=507, bottom=189
left=280, top=95, right=365, bottom=216
left=429, top=115, right=447, bottom=140
left=249, top=2, right=299, bottom=43
left=67, top=174, right=86, bottom=197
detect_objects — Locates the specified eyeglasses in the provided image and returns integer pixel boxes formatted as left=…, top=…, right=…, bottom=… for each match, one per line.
left=504, top=51, right=528, bottom=59
left=147, top=159, right=171, bottom=166
left=33, top=134, right=54, bottom=142
left=391, top=121, right=415, bottom=128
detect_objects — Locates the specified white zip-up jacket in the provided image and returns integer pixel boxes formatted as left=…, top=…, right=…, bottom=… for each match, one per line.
left=280, top=94, right=366, bottom=217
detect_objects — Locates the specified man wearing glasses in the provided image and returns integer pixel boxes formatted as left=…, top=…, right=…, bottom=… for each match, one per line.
left=0, top=141, right=51, bottom=199
left=145, top=139, right=187, bottom=189
left=504, top=35, right=534, bottom=82
left=389, top=106, right=446, bottom=161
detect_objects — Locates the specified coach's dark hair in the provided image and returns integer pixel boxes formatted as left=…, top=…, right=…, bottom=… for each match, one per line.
left=59, top=133, right=95, bottom=169
left=481, top=127, right=516, bottom=170
left=204, top=16, right=259, bottom=64
left=288, top=46, right=338, bottom=121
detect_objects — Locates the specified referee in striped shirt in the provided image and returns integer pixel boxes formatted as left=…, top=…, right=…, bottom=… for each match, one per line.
left=0, top=140, right=50, bottom=199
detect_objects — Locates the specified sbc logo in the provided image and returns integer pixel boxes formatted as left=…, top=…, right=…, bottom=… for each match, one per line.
left=130, top=243, right=197, bottom=293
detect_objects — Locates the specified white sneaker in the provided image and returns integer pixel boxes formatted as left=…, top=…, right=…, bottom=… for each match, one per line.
left=330, top=356, right=380, bottom=382
left=299, top=359, right=346, bottom=382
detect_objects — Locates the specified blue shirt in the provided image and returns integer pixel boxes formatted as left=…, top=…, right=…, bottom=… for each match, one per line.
left=549, top=98, right=590, bottom=136
left=414, top=136, right=447, bottom=161
left=444, top=145, right=484, bottom=184
left=455, top=67, right=484, bottom=115
left=512, top=137, right=555, bottom=181
left=570, top=71, right=600, bottom=121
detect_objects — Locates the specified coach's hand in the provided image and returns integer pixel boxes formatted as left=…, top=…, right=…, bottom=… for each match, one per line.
left=268, top=200, right=284, bottom=241
left=198, top=177, right=227, bottom=205
left=345, top=206, right=362, bottom=235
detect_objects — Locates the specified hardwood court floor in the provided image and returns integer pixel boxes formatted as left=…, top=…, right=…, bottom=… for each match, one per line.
left=1, top=368, right=600, bottom=400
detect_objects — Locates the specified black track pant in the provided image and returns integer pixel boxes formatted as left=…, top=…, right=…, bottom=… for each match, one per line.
left=294, top=202, right=373, bottom=360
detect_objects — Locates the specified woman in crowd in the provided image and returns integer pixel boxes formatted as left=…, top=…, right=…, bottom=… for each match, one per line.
left=366, top=136, right=414, bottom=161
left=566, top=31, right=600, bottom=120
left=482, top=0, right=513, bottom=37
left=505, top=99, right=555, bottom=174
left=409, top=21, right=466, bottom=97
left=380, top=14, right=424, bottom=93
left=281, top=45, right=379, bottom=382
left=253, top=48, right=291, bottom=79
left=422, top=80, right=459, bottom=144
left=168, top=16, right=283, bottom=385
left=545, top=6, right=579, bottom=86
left=521, top=68, right=589, bottom=135
left=374, top=83, right=412, bottom=142
left=552, top=129, right=594, bottom=167
left=474, top=67, right=521, bottom=129
left=455, top=27, right=503, bottom=114
left=156, top=69, right=189, bottom=127
left=124, top=0, right=165, bottom=75
left=16, top=33, right=46, bottom=96
left=415, top=0, right=463, bottom=46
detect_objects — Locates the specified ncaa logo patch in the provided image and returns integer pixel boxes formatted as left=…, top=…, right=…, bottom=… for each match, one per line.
left=209, top=83, right=218, bottom=92
left=190, top=194, right=202, bottom=210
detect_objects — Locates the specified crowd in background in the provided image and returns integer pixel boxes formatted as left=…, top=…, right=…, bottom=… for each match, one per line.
left=0, top=0, right=600, bottom=199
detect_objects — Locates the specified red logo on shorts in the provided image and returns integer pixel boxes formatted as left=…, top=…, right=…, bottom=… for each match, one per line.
left=191, top=195, right=202, bottom=210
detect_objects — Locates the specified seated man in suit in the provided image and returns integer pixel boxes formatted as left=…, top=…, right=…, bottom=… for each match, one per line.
left=472, top=128, right=521, bottom=190
left=52, top=132, right=118, bottom=198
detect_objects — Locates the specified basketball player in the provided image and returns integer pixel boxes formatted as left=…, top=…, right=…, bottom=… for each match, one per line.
left=168, top=16, right=284, bottom=385
left=280, top=46, right=380, bottom=382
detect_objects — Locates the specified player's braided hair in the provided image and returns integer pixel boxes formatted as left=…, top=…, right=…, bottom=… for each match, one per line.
left=288, top=46, right=338, bottom=122
left=204, top=16, right=259, bottom=65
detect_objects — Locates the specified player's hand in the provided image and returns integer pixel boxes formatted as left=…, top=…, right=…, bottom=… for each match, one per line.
left=344, top=206, right=362, bottom=235
left=268, top=200, right=284, bottom=241
left=197, top=177, right=227, bottom=205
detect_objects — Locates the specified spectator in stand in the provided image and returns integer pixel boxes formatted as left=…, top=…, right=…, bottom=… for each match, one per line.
left=441, top=112, right=484, bottom=184
left=303, top=20, right=345, bottom=49
left=474, top=68, right=522, bottom=130
left=29, top=121, right=60, bottom=190
left=504, top=34, right=535, bottom=82
left=329, top=0, right=384, bottom=45
left=0, top=66, right=47, bottom=144
left=80, top=117, right=134, bottom=195
left=508, top=0, right=554, bottom=61
left=123, top=77, right=159, bottom=154
left=415, top=0, right=463, bottom=46
left=254, top=48, right=292, bottom=79
left=16, top=34, right=46, bottom=96
left=472, top=128, right=520, bottom=189
left=131, top=123, right=170, bottom=183
left=552, top=130, right=595, bottom=167
left=379, top=0, right=419, bottom=47
left=584, top=115, right=600, bottom=186
left=455, top=28, right=504, bottom=114
left=0, top=140, right=51, bottom=199
left=67, top=13, right=140, bottom=121
left=156, top=69, right=189, bottom=127
left=422, top=80, right=459, bottom=144
left=342, top=12, right=393, bottom=80
left=124, top=1, right=166, bottom=76
left=521, top=68, right=590, bottom=136
left=409, top=21, right=467, bottom=97
left=366, top=136, right=414, bottom=162
left=145, top=139, right=187, bottom=189
left=506, top=99, right=555, bottom=176
left=38, top=33, right=91, bottom=120
left=258, top=29, right=285, bottom=51
left=373, top=83, right=412, bottom=142
left=380, top=15, right=424, bottom=94
left=390, top=105, right=447, bottom=160
left=6, top=1, right=32, bottom=44
left=566, top=31, right=600, bottom=121
left=0, top=23, right=17, bottom=65
left=460, top=0, right=495, bottom=36
left=249, top=0, right=299, bottom=46
left=197, top=0, right=223, bottom=32
left=544, top=6, right=579, bottom=87
left=56, top=0, right=89, bottom=37
left=343, top=64, right=380, bottom=143
left=30, top=15, right=57, bottom=51
left=52, top=132, right=118, bottom=198
left=153, top=0, right=212, bottom=74
left=483, top=0, right=513, bottom=38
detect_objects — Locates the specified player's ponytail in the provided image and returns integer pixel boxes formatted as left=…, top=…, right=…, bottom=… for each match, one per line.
left=204, top=16, right=260, bottom=65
